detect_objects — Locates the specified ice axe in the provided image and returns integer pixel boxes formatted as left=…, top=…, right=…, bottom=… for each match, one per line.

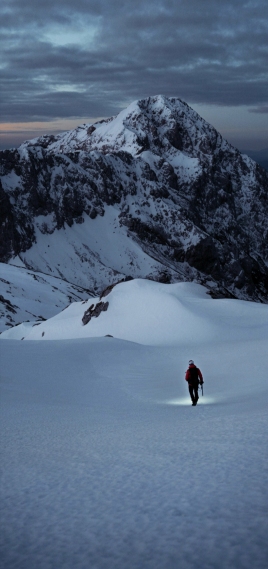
left=200, top=383, right=203, bottom=396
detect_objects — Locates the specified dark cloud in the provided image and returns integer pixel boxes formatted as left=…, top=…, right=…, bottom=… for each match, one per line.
left=1, top=0, right=268, bottom=125
left=249, top=106, right=268, bottom=114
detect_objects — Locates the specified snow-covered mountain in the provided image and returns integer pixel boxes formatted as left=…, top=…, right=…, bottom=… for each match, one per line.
left=1, top=95, right=268, bottom=331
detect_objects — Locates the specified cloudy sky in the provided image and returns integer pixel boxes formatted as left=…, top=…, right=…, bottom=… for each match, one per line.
left=1, top=0, right=267, bottom=150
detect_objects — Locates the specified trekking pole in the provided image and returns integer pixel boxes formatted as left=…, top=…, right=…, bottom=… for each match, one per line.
left=201, top=384, right=203, bottom=396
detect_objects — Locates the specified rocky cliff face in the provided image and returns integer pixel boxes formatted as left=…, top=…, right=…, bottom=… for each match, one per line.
left=1, top=95, right=268, bottom=302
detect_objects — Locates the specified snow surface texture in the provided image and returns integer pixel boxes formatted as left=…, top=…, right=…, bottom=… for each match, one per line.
left=0, top=263, right=92, bottom=332
left=1, top=280, right=268, bottom=569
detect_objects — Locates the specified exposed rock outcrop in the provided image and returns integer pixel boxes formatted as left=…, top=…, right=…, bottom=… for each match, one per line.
left=82, top=302, right=109, bottom=325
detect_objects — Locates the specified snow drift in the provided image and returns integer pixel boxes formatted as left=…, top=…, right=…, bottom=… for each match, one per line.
left=2, top=278, right=268, bottom=345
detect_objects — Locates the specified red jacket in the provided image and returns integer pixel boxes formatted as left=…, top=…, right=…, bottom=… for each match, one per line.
left=185, top=364, right=203, bottom=385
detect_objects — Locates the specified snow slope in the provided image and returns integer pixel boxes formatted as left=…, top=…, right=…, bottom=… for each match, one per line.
left=0, top=263, right=92, bottom=332
left=1, top=283, right=268, bottom=568
left=10, top=207, right=165, bottom=290
left=1, top=279, right=268, bottom=346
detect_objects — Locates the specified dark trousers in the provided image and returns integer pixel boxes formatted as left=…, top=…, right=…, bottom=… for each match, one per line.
left=188, top=384, right=199, bottom=404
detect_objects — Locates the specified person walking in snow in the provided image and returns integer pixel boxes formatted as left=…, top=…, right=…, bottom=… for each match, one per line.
left=185, top=360, right=204, bottom=406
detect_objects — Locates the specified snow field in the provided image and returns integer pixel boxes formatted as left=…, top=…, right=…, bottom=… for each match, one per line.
left=1, top=279, right=268, bottom=568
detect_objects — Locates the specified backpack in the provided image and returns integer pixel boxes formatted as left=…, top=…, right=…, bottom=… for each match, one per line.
left=188, top=366, right=199, bottom=386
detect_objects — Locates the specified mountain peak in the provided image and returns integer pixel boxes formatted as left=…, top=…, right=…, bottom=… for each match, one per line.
left=19, top=95, right=218, bottom=159
left=1, top=95, right=268, bottom=331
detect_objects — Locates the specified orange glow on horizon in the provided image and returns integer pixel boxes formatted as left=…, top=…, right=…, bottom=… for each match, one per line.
left=0, top=117, right=105, bottom=135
